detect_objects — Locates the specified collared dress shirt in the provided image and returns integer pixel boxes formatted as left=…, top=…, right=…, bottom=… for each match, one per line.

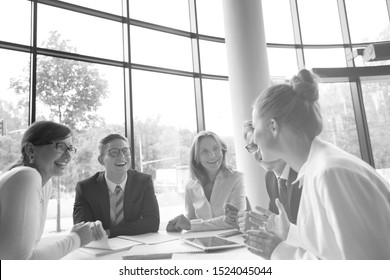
left=272, top=137, right=390, bottom=259
left=185, top=168, right=246, bottom=232
left=0, top=166, right=80, bottom=259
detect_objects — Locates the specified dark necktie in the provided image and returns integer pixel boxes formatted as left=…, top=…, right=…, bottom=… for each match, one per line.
left=114, top=186, right=124, bottom=225
left=278, top=178, right=290, bottom=218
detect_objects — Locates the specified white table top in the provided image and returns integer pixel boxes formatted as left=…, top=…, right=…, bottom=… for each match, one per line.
left=62, top=229, right=260, bottom=260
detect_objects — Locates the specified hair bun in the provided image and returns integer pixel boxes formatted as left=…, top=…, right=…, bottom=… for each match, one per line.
left=290, top=69, right=319, bottom=103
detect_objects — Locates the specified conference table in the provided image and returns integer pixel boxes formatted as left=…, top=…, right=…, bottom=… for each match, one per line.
left=62, top=229, right=261, bottom=260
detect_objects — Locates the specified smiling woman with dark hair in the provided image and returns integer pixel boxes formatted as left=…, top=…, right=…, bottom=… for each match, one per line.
left=166, top=130, right=246, bottom=232
left=0, top=120, right=103, bottom=260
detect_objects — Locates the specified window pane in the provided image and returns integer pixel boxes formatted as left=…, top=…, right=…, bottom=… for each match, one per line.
left=132, top=70, right=197, bottom=225
left=304, top=48, right=347, bottom=69
left=34, top=56, right=124, bottom=129
left=130, top=26, right=193, bottom=71
left=298, top=0, right=343, bottom=44
left=202, top=79, right=236, bottom=168
left=345, top=0, right=390, bottom=43
left=60, top=0, right=124, bottom=15
left=0, top=0, right=31, bottom=45
left=267, top=47, right=299, bottom=80
left=199, top=40, right=228, bottom=76
left=129, top=0, right=190, bottom=31
left=38, top=4, right=124, bottom=61
left=262, top=0, right=295, bottom=44
left=362, top=79, right=390, bottom=184
left=196, top=0, right=225, bottom=37
left=0, top=49, right=30, bottom=171
left=319, top=82, right=360, bottom=158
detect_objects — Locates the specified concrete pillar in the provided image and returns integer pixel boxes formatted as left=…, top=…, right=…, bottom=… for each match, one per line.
left=222, top=0, right=270, bottom=209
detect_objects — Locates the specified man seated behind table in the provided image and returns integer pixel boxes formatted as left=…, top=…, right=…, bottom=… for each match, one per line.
left=73, top=134, right=159, bottom=238
left=242, top=120, right=301, bottom=225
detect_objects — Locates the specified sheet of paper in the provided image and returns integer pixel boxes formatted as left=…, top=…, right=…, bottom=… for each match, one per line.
left=125, top=239, right=204, bottom=256
left=85, top=235, right=141, bottom=250
left=81, top=237, right=141, bottom=257
left=118, top=232, right=180, bottom=245
left=85, top=234, right=111, bottom=250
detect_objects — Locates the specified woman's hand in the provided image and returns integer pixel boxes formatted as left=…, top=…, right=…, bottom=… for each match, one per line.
left=166, top=214, right=191, bottom=232
left=249, top=198, right=290, bottom=239
left=237, top=211, right=259, bottom=234
left=71, top=221, right=94, bottom=247
left=245, top=229, right=283, bottom=259
left=223, top=203, right=240, bottom=229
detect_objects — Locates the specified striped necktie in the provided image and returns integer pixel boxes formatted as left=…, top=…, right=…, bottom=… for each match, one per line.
left=114, top=185, right=124, bottom=225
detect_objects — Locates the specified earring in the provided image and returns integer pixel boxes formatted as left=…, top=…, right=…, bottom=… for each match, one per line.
left=29, top=155, right=34, bottom=164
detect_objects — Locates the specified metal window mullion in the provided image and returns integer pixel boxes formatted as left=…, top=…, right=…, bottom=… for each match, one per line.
left=189, top=0, right=205, bottom=132
left=337, top=0, right=355, bottom=68
left=130, top=19, right=191, bottom=38
left=289, top=0, right=305, bottom=69
left=386, top=0, right=390, bottom=21
left=125, top=0, right=135, bottom=169
left=29, top=0, right=38, bottom=125
left=36, top=47, right=126, bottom=67
left=0, top=41, right=32, bottom=53
left=131, top=63, right=196, bottom=78
left=198, top=34, right=225, bottom=43
left=36, top=0, right=124, bottom=23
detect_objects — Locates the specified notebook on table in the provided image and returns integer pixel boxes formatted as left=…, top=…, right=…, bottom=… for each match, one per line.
left=121, top=239, right=204, bottom=260
left=81, top=236, right=141, bottom=257
left=118, top=232, right=179, bottom=245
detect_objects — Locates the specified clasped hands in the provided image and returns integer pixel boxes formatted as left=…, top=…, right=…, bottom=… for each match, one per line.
left=239, top=198, right=290, bottom=259
left=71, top=220, right=106, bottom=247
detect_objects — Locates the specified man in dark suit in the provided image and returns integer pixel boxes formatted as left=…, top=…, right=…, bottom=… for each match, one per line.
left=243, top=120, right=301, bottom=224
left=264, top=167, right=300, bottom=224
left=73, top=134, right=160, bottom=238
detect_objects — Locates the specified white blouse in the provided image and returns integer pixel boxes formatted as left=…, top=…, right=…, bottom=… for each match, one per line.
left=272, top=137, right=390, bottom=259
left=185, top=168, right=246, bottom=232
left=0, top=166, right=80, bottom=259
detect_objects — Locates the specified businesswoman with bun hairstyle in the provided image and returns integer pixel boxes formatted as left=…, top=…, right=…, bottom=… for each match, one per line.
left=166, top=131, right=246, bottom=232
left=0, top=121, right=103, bottom=259
left=246, top=69, right=390, bottom=259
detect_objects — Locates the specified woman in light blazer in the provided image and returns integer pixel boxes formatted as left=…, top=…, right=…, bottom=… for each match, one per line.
left=166, top=131, right=246, bottom=232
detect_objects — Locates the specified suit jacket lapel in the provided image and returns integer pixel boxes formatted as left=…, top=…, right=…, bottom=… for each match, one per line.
left=96, top=172, right=111, bottom=226
left=123, top=170, right=136, bottom=219
left=287, top=168, right=298, bottom=206
left=287, top=168, right=301, bottom=224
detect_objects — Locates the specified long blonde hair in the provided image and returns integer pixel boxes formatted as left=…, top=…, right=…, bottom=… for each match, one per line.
left=189, top=131, right=228, bottom=186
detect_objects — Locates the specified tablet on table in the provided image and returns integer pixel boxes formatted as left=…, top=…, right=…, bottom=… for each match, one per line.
left=182, top=236, right=243, bottom=252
